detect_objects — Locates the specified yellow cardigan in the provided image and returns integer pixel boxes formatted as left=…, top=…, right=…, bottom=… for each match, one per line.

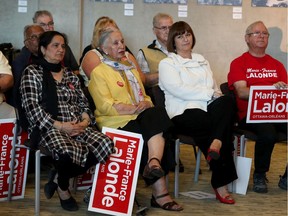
left=88, top=62, right=152, bottom=130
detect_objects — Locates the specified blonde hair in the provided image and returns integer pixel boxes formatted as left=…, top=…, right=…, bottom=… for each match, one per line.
left=91, top=17, right=119, bottom=49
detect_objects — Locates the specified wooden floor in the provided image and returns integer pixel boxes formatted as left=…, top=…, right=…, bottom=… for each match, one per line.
left=1, top=141, right=287, bottom=216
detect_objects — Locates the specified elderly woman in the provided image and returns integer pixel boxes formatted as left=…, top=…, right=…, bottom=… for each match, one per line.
left=80, top=16, right=145, bottom=87
left=20, top=31, right=114, bottom=211
left=88, top=29, right=183, bottom=211
left=159, top=21, right=238, bottom=204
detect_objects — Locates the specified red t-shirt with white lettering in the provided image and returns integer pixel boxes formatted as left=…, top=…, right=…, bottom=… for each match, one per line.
left=228, top=52, right=287, bottom=121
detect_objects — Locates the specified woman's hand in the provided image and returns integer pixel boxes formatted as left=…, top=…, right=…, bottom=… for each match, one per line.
left=63, top=121, right=86, bottom=136
left=113, top=101, right=152, bottom=115
left=113, top=103, right=138, bottom=115
left=54, top=120, right=88, bottom=136
left=134, top=101, right=152, bottom=114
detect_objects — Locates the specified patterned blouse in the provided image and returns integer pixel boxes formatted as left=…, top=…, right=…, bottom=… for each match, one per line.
left=20, top=64, right=114, bottom=166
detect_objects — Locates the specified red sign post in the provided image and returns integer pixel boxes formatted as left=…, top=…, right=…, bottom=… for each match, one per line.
left=88, top=127, right=143, bottom=216
left=247, top=86, right=288, bottom=123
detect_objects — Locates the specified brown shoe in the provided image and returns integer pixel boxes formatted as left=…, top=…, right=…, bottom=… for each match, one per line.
left=143, top=158, right=165, bottom=179
left=151, top=193, right=183, bottom=211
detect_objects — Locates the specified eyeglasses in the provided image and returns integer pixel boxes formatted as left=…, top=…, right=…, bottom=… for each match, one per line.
left=247, top=31, right=270, bottom=38
left=154, top=26, right=171, bottom=31
left=38, top=22, right=54, bottom=28
left=24, top=35, right=40, bottom=42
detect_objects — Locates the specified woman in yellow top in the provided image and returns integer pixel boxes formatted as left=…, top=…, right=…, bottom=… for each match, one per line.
left=88, top=29, right=183, bottom=212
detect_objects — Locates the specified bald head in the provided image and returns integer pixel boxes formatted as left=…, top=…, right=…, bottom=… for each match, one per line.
left=24, top=24, right=44, bottom=55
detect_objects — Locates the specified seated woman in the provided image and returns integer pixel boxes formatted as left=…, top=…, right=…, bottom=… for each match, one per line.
left=20, top=31, right=114, bottom=211
left=88, top=28, right=183, bottom=211
left=80, top=16, right=145, bottom=87
left=159, top=21, right=238, bottom=204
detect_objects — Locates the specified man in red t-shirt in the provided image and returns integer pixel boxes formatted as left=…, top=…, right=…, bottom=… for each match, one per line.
left=228, top=21, right=287, bottom=193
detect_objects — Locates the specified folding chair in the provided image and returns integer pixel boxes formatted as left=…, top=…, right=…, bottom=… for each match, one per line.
left=147, top=85, right=202, bottom=198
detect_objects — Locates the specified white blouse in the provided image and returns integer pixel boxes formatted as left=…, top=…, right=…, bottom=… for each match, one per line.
left=159, top=52, right=221, bottom=119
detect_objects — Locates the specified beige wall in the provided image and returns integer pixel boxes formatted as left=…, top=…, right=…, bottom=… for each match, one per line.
left=0, top=0, right=287, bottom=85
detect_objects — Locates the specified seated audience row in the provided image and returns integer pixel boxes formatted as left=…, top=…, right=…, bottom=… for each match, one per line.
left=5, top=8, right=287, bottom=213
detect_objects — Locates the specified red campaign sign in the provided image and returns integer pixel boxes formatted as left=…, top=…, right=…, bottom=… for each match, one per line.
left=88, top=127, right=143, bottom=216
left=0, top=119, right=29, bottom=201
left=76, top=166, right=95, bottom=190
left=247, top=86, right=288, bottom=123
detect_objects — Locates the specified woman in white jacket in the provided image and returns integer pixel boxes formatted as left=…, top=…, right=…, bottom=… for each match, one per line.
left=159, top=21, right=238, bottom=204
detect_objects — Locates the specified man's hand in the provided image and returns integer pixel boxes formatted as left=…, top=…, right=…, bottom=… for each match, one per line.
left=274, top=81, right=287, bottom=89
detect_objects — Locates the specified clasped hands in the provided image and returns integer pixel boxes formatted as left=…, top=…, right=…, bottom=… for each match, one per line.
left=113, top=101, right=152, bottom=115
left=55, top=119, right=89, bottom=137
left=132, top=101, right=152, bottom=114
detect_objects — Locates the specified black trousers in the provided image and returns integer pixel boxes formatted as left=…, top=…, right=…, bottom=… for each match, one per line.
left=239, top=119, right=287, bottom=174
left=120, top=106, right=175, bottom=185
left=172, top=96, right=238, bottom=189
left=55, top=152, right=98, bottom=190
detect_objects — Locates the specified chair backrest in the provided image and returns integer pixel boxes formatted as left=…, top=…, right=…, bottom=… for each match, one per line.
left=220, top=82, right=238, bottom=123
left=145, top=85, right=165, bottom=108
left=220, top=82, right=235, bottom=100
left=77, top=74, right=96, bottom=113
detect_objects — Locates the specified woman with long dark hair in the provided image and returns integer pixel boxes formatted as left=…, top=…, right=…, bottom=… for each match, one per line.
left=20, top=31, right=114, bottom=211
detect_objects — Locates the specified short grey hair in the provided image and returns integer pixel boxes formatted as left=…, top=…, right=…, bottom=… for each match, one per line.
left=32, top=10, right=53, bottom=23
left=23, top=24, right=43, bottom=40
left=98, top=28, right=120, bottom=49
left=245, top=21, right=267, bottom=35
left=153, top=13, right=173, bottom=27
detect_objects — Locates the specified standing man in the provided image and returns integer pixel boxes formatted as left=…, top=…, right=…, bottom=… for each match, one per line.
left=32, top=10, right=79, bottom=75
left=137, top=13, right=173, bottom=89
left=228, top=21, right=287, bottom=193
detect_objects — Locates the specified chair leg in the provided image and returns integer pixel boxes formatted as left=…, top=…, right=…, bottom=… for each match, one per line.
left=194, top=148, right=202, bottom=182
left=35, top=150, right=41, bottom=216
left=174, top=139, right=180, bottom=198
left=192, top=145, right=202, bottom=175
left=239, top=134, right=246, bottom=157
left=192, top=145, right=197, bottom=161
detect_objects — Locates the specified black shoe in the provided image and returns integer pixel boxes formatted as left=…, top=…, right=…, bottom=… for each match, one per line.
left=278, top=175, right=287, bottom=190
left=253, top=173, right=268, bottom=193
left=60, top=196, right=79, bottom=211
left=44, top=181, right=58, bottom=199
left=44, top=169, right=58, bottom=199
